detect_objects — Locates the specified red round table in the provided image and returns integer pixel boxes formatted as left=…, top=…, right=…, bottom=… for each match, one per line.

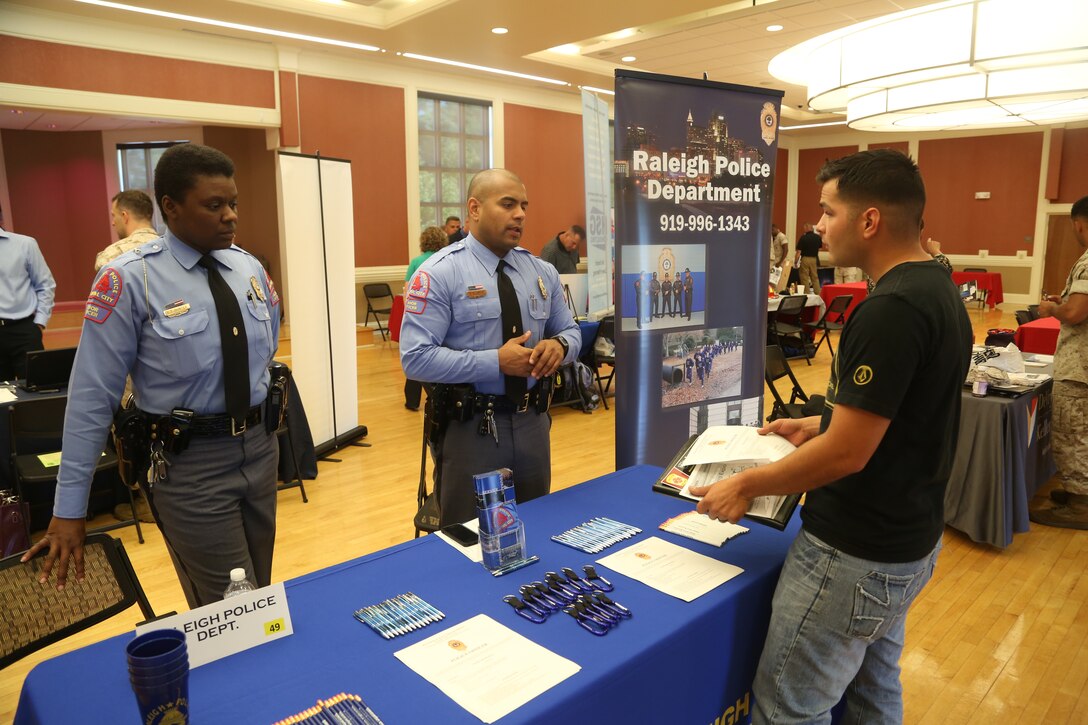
left=819, top=281, right=868, bottom=321
left=952, top=271, right=1003, bottom=309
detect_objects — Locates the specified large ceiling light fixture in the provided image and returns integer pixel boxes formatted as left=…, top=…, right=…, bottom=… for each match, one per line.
left=770, top=0, right=1088, bottom=131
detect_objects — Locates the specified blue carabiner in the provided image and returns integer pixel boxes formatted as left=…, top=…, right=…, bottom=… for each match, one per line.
left=504, top=595, right=547, bottom=624
left=582, top=564, right=614, bottom=592
left=562, top=567, right=595, bottom=593
left=592, top=591, right=632, bottom=619
left=564, top=605, right=610, bottom=636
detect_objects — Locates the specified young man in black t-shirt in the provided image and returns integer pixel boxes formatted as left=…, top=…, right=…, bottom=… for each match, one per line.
left=691, top=149, right=972, bottom=724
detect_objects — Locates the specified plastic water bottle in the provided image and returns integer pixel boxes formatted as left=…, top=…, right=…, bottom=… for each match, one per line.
left=223, top=568, right=256, bottom=599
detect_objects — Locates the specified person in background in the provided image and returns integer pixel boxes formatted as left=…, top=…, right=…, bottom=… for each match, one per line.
left=0, top=204, right=55, bottom=381
left=796, top=222, right=824, bottom=293
left=24, top=143, right=281, bottom=609
left=96, top=190, right=159, bottom=272
left=691, top=149, right=972, bottom=723
left=770, top=223, right=788, bottom=272
left=1030, top=195, right=1088, bottom=529
left=403, top=225, right=449, bottom=411
left=443, top=215, right=465, bottom=243
left=540, top=225, right=583, bottom=274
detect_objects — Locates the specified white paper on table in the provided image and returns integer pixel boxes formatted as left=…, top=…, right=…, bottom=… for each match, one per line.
left=0, top=388, right=16, bottom=404
left=659, top=511, right=749, bottom=547
left=596, top=536, right=744, bottom=602
left=435, top=518, right=483, bottom=563
left=393, top=614, right=580, bottom=724
left=681, top=425, right=795, bottom=466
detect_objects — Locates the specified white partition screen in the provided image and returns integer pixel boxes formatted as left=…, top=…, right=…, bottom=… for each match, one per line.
left=277, top=151, right=361, bottom=450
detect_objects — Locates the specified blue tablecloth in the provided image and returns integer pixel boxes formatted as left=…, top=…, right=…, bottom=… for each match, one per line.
left=16, top=465, right=800, bottom=724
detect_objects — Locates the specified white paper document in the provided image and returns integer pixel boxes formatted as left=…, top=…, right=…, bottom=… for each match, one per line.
left=394, top=614, right=580, bottom=723
left=435, top=518, right=483, bottom=563
left=681, top=425, right=795, bottom=466
left=0, top=388, right=16, bottom=404
left=596, top=536, right=744, bottom=602
left=659, top=511, right=749, bottom=547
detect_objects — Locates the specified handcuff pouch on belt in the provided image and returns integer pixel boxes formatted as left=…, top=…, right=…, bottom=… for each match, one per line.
left=266, top=361, right=291, bottom=434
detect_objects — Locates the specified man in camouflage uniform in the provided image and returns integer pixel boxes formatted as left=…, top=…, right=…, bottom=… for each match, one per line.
left=1030, top=195, right=1088, bottom=529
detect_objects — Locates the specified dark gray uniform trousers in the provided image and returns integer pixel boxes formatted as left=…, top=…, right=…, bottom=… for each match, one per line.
left=436, top=410, right=551, bottom=527
left=149, top=425, right=279, bottom=608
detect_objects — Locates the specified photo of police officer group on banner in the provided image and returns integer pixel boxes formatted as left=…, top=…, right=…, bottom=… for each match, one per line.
left=613, top=70, right=783, bottom=469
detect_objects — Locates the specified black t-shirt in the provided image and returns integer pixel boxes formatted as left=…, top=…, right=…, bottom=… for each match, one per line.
left=798, top=231, right=822, bottom=257
left=801, top=260, right=973, bottom=562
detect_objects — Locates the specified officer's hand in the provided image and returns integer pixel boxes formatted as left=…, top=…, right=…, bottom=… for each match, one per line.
left=528, top=338, right=565, bottom=379
left=22, top=516, right=87, bottom=589
left=690, top=472, right=751, bottom=524
left=498, top=331, right=534, bottom=377
left=1038, top=300, right=1058, bottom=318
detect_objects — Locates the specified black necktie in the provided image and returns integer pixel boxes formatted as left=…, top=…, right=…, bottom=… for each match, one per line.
left=496, top=260, right=526, bottom=402
left=197, top=255, right=250, bottom=426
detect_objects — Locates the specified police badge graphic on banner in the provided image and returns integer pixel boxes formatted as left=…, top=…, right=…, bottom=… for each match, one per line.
left=613, top=70, right=783, bottom=468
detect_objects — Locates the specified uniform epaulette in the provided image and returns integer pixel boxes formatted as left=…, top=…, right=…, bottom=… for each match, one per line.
left=430, top=242, right=466, bottom=265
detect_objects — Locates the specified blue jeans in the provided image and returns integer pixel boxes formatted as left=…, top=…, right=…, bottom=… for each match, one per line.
left=753, top=529, right=941, bottom=724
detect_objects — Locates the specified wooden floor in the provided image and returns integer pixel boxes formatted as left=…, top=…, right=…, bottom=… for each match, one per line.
left=3, top=306, right=1085, bottom=724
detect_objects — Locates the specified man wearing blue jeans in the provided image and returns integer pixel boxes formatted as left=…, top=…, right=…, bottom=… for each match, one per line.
left=692, top=150, right=972, bottom=723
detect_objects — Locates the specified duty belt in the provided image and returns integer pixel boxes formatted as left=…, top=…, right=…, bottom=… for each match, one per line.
left=457, top=388, right=546, bottom=416
left=147, top=405, right=262, bottom=438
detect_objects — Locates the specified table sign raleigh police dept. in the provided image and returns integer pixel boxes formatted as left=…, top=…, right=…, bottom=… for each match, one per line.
left=135, top=582, right=293, bottom=668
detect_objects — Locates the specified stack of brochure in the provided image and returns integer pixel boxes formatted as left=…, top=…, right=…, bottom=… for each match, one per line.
left=653, top=425, right=801, bottom=529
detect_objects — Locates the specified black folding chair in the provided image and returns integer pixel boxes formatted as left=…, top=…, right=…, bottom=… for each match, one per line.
left=1027, top=304, right=1040, bottom=321
left=769, top=294, right=813, bottom=365
left=363, top=283, right=394, bottom=341
left=1, top=533, right=160, bottom=669
left=10, top=396, right=144, bottom=543
left=588, top=316, right=616, bottom=409
left=765, top=345, right=820, bottom=422
left=803, top=294, right=852, bottom=359
left=1014, top=310, right=1032, bottom=326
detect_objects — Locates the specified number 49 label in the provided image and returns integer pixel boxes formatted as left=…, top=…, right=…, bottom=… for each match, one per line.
left=264, top=618, right=285, bottom=636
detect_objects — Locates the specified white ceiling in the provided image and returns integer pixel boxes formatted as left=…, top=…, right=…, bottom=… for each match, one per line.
left=4, top=0, right=951, bottom=130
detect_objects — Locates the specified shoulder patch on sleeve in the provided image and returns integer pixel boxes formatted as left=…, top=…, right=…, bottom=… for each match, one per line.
left=407, top=270, right=431, bottom=300
left=264, top=269, right=280, bottom=306
left=83, top=300, right=113, bottom=324
left=89, top=267, right=123, bottom=308
left=404, top=296, right=428, bottom=314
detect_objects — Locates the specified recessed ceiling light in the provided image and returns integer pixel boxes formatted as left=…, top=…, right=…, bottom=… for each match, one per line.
left=491, top=27, right=508, bottom=35
left=621, top=55, right=637, bottom=62
left=767, top=24, right=784, bottom=32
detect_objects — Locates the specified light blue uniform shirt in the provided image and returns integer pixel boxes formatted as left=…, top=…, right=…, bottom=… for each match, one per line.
left=0, top=227, right=55, bottom=325
left=54, top=230, right=280, bottom=518
left=400, top=233, right=581, bottom=395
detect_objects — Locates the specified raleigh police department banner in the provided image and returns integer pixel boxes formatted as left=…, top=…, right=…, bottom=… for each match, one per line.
left=613, top=70, right=783, bottom=468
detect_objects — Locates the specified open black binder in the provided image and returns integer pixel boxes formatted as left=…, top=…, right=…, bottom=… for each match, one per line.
left=652, top=434, right=801, bottom=531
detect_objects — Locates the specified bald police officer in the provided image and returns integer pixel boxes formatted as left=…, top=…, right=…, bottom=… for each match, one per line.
left=400, top=169, right=581, bottom=527
left=25, top=143, right=281, bottom=608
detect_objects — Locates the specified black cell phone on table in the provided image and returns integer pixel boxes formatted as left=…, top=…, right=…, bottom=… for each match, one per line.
left=441, top=524, right=479, bottom=547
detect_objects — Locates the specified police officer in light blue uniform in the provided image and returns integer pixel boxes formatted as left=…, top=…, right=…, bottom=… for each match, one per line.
left=26, top=144, right=281, bottom=608
left=400, top=169, right=581, bottom=526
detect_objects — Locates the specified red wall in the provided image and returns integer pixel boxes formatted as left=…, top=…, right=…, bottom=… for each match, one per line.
left=0, top=35, right=274, bottom=108
left=297, top=75, right=408, bottom=267
left=202, top=126, right=282, bottom=295
left=771, top=146, right=788, bottom=231
left=2, top=129, right=110, bottom=303
left=795, top=145, right=858, bottom=235
left=918, top=133, right=1043, bottom=255
left=1056, top=127, right=1088, bottom=204
left=504, top=103, right=585, bottom=255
